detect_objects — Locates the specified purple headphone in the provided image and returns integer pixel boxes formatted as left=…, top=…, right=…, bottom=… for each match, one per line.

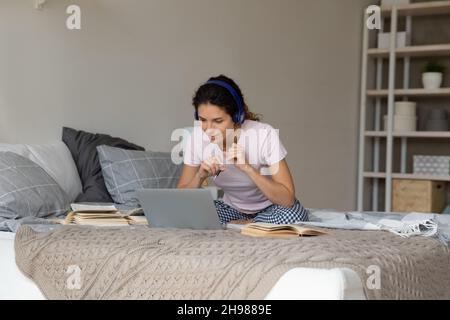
left=194, top=80, right=245, bottom=124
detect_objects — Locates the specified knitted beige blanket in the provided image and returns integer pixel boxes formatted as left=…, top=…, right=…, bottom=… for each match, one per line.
left=14, top=225, right=450, bottom=300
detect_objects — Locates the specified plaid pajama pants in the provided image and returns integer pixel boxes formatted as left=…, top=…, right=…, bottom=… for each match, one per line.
left=214, top=199, right=309, bottom=224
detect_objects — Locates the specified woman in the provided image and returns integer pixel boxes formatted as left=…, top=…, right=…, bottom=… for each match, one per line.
left=177, top=75, right=309, bottom=224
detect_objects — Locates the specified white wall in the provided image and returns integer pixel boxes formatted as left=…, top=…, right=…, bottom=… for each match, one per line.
left=0, top=0, right=375, bottom=210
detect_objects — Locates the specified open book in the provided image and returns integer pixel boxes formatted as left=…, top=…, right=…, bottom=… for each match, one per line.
left=63, top=203, right=147, bottom=226
left=241, top=222, right=328, bottom=238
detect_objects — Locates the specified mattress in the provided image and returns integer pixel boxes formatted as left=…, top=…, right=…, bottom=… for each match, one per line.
left=0, top=231, right=366, bottom=300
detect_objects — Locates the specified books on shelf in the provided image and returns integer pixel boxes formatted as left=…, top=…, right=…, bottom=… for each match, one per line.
left=241, top=222, right=328, bottom=238
left=63, top=203, right=147, bottom=226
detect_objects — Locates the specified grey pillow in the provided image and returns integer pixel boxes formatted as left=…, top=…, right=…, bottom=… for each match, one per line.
left=0, top=152, right=70, bottom=231
left=97, top=145, right=182, bottom=207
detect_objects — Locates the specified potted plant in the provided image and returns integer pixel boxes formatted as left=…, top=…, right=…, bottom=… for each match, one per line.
left=422, top=61, right=446, bottom=89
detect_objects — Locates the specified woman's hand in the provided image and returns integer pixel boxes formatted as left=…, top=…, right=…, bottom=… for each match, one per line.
left=197, top=156, right=225, bottom=180
left=225, top=143, right=252, bottom=173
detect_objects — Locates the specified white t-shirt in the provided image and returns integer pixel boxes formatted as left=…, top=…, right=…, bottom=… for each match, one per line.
left=183, top=120, right=287, bottom=214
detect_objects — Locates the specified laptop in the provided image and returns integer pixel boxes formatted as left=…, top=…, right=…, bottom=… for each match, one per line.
left=135, top=188, right=224, bottom=230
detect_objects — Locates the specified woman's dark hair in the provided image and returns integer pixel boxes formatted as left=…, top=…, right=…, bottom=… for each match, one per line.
left=192, top=75, right=261, bottom=122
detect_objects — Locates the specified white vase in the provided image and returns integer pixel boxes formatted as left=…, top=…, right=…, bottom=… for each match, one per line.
left=422, top=72, right=443, bottom=89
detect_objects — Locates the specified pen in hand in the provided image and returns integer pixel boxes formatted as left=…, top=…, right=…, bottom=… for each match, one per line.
left=208, top=155, right=224, bottom=180
left=213, top=170, right=222, bottom=180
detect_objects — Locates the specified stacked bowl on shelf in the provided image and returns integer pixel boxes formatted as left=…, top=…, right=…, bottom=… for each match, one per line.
left=384, top=101, right=417, bottom=132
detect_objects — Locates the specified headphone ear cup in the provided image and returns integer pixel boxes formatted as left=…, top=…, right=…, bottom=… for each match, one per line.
left=232, top=113, right=238, bottom=124
left=234, top=111, right=243, bottom=124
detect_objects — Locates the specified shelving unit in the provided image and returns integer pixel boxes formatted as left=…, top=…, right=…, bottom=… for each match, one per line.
left=358, top=0, right=450, bottom=212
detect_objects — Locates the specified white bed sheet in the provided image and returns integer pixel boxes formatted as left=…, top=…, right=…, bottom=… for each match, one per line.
left=0, top=231, right=366, bottom=300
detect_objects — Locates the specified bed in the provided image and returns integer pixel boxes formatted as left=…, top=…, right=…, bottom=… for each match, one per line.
left=1, top=141, right=449, bottom=300
left=1, top=228, right=367, bottom=300
left=4, top=212, right=450, bottom=300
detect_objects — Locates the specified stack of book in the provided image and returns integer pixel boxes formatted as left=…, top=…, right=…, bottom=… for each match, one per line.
left=63, top=203, right=148, bottom=226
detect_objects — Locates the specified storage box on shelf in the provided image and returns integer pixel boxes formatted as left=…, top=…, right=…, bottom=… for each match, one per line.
left=392, top=179, right=446, bottom=213
left=378, top=32, right=410, bottom=49
left=381, top=0, right=410, bottom=6
left=413, top=155, right=450, bottom=176
left=383, top=101, right=417, bottom=132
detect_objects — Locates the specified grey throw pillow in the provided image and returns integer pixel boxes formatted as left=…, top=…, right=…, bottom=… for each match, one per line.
left=97, top=145, right=182, bottom=207
left=0, top=152, right=70, bottom=231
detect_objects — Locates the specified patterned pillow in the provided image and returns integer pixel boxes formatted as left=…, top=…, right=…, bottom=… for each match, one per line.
left=0, top=152, right=70, bottom=231
left=97, top=145, right=182, bottom=208
left=0, top=142, right=83, bottom=202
